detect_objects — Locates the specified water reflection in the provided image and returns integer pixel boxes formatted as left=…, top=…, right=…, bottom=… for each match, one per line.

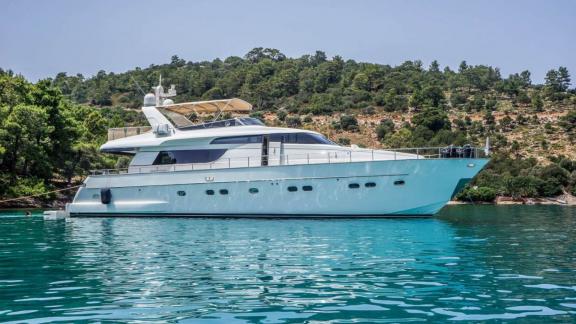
left=1, top=206, right=575, bottom=322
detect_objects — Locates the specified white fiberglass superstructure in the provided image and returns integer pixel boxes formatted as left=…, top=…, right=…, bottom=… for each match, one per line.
left=67, top=83, right=489, bottom=217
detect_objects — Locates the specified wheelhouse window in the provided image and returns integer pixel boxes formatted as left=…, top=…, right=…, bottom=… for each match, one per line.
left=210, top=133, right=336, bottom=145
left=211, top=135, right=263, bottom=145
left=153, top=149, right=227, bottom=165
left=270, top=133, right=337, bottom=145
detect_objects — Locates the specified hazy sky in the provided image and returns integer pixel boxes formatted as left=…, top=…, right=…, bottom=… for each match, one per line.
left=1, top=0, right=574, bottom=83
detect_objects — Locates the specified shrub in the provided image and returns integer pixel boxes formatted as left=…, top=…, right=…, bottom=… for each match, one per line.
left=539, top=178, right=562, bottom=197
left=503, top=176, right=542, bottom=198
left=362, top=106, right=376, bottom=115
left=457, top=186, right=497, bottom=202
left=376, top=119, right=395, bottom=140
left=539, top=164, right=570, bottom=186
left=276, top=109, right=287, bottom=121
left=334, top=115, right=359, bottom=132
left=337, top=137, right=351, bottom=146
left=285, top=116, right=302, bottom=128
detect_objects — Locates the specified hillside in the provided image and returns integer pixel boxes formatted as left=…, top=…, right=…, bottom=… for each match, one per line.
left=1, top=48, right=576, bottom=205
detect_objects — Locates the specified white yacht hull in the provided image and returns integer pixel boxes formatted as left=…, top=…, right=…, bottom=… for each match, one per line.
left=67, top=158, right=488, bottom=217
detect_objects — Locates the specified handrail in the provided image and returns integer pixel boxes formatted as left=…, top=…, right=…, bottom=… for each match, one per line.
left=108, top=126, right=152, bottom=141
left=91, top=146, right=487, bottom=176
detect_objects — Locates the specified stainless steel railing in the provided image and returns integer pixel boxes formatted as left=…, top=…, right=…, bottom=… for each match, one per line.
left=91, top=146, right=487, bottom=176
left=108, top=126, right=153, bottom=141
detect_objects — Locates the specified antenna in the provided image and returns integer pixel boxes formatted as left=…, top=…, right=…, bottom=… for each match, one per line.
left=130, top=75, right=145, bottom=96
left=153, top=74, right=177, bottom=106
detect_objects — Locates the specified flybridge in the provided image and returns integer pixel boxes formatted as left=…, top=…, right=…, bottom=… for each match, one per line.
left=107, top=78, right=256, bottom=140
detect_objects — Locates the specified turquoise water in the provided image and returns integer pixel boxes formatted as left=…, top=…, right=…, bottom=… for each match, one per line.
left=0, top=206, right=575, bottom=323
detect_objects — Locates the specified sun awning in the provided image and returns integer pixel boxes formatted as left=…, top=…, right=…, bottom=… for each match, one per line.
left=160, top=98, right=252, bottom=115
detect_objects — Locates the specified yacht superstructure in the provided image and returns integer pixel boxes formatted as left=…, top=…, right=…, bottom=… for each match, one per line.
left=66, top=82, right=489, bottom=217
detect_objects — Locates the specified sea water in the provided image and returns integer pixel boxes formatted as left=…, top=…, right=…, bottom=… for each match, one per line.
left=0, top=205, right=575, bottom=323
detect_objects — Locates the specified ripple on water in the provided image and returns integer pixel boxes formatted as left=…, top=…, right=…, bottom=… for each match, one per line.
left=0, top=205, right=576, bottom=322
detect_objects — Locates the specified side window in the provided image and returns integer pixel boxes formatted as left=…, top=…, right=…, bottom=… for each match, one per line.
left=154, top=151, right=176, bottom=165
left=211, top=135, right=263, bottom=144
left=153, top=150, right=227, bottom=165
left=270, top=133, right=336, bottom=145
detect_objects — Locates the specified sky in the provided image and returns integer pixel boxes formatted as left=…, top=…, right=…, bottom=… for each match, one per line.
left=1, top=0, right=574, bottom=84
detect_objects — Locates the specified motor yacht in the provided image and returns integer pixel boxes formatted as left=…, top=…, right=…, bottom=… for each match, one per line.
left=66, top=82, right=489, bottom=217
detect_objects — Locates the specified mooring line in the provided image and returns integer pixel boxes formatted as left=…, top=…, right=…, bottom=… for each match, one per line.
left=0, top=185, right=82, bottom=204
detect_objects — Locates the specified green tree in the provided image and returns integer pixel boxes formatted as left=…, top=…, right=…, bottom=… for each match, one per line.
left=412, top=108, right=450, bottom=132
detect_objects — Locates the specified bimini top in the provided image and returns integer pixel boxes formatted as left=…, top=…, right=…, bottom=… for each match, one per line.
left=160, top=98, right=252, bottom=115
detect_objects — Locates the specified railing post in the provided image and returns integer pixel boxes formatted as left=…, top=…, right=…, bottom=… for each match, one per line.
left=248, top=156, right=250, bottom=167
left=286, top=155, right=289, bottom=165
left=328, top=153, right=331, bottom=164
left=371, top=150, right=374, bottom=161
left=307, top=154, right=310, bottom=164
left=228, top=158, right=231, bottom=168
left=394, top=151, right=397, bottom=160
left=416, top=148, right=419, bottom=160
left=350, top=151, right=352, bottom=163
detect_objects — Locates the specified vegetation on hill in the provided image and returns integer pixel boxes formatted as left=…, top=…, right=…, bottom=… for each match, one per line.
left=1, top=48, right=576, bottom=205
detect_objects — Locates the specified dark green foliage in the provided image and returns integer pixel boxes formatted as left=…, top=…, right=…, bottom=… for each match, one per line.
left=333, top=115, right=359, bottom=132
left=531, top=92, right=544, bottom=112
left=0, top=73, right=128, bottom=200
left=457, top=186, right=497, bottom=202
left=285, top=116, right=302, bottom=128
left=412, top=108, right=450, bottom=132
left=376, top=119, right=395, bottom=140
left=337, top=137, right=351, bottom=146
left=48, top=48, right=568, bottom=117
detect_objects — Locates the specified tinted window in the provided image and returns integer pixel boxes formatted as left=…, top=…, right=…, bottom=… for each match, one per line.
left=219, top=189, right=229, bottom=195
left=365, top=182, right=376, bottom=188
left=270, top=133, right=336, bottom=145
left=249, top=188, right=259, bottom=194
left=302, top=185, right=313, bottom=191
left=206, top=190, right=215, bottom=195
left=287, top=186, right=298, bottom=192
left=153, top=149, right=227, bottom=165
left=211, top=135, right=263, bottom=144
left=394, top=180, right=405, bottom=186
left=348, top=183, right=360, bottom=189
left=177, top=191, right=186, bottom=196
left=238, top=117, right=265, bottom=126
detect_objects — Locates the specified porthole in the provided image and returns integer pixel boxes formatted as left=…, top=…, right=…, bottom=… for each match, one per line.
left=348, top=183, right=360, bottom=189
left=206, top=189, right=215, bottom=195
left=302, top=185, right=313, bottom=191
left=365, top=182, right=376, bottom=188
left=249, top=188, right=259, bottom=194
left=220, top=189, right=229, bottom=195
left=394, top=180, right=405, bottom=186
left=177, top=190, right=186, bottom=196
left=287, top=186, right=298, bottom=192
